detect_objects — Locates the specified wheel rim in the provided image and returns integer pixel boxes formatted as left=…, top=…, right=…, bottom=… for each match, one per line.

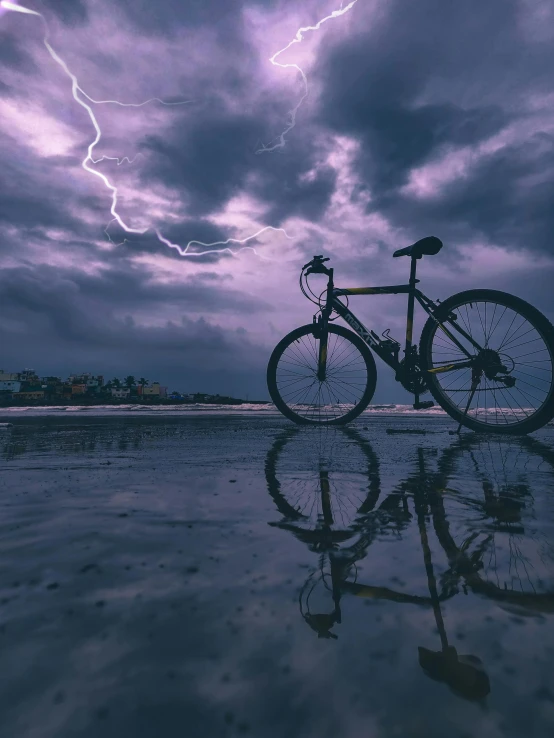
left=274, top=329, right=372, bottom=423
left=427, top=299, right=554, bottom=427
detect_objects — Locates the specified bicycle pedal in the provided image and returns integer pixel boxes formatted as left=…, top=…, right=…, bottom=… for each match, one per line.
left=413, top=401, right=435, bottom=410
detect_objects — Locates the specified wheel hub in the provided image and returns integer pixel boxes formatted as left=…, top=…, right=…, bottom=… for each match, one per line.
left=475, top=348, right=507, bottom=380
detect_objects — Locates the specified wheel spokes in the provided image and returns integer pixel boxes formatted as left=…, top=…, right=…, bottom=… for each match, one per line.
left=430, top=301, right=554, bottom=426
left=275, top=330, right=370, bottom=422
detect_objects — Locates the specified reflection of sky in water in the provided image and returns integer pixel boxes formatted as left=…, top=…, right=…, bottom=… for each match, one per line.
left=1, top=416, right=554, bottom=737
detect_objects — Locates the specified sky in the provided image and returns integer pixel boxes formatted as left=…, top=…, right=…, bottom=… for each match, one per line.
left=0, top=0, right=553, bottom=401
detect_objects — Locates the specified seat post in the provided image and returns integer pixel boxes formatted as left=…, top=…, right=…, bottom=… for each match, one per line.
left=405, top=256, right=418, bottom=356
left=409, top=256, right=418, bottom=286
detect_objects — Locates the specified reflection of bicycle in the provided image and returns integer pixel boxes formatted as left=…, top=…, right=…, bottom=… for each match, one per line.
left=427, top=436, right=554, bottom=609
left=265, top=429, right=554, bottom=699
left=267, top=238, right=554, bottom=432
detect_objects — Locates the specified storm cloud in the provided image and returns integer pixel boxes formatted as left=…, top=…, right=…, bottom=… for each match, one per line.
left=0, top=0, right=552, bottom=400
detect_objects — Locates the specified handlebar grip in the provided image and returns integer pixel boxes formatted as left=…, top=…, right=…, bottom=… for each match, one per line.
left=303, top=256, right=330, bottom=269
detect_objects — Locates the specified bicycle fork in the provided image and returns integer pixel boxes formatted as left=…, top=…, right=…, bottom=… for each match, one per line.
left=317, top=320, right=329, bottom=382
left=316, top=269, right=335, bottom=382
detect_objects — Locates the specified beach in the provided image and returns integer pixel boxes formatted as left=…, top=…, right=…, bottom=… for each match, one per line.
left=1, top=411, right=554, bottom=738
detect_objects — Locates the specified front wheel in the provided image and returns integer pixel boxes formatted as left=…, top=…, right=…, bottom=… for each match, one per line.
left=267, top=324, right=377, bottom=425
left=420, top=289, right=554, bottom=434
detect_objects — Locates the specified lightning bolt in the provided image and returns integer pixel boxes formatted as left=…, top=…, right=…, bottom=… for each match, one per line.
left=255, top=0, right=359, bottom=154
left=1, top=1, right=293, bottom=258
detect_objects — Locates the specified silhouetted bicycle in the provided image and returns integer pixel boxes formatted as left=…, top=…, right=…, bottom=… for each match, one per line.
left=267, top=237, right=554, bottom=432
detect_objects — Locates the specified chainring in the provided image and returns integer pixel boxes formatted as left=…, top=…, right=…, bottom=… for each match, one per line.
left=397, top=358, right=429, bottom=395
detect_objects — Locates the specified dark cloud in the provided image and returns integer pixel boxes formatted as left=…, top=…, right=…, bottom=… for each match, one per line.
left=142, top=105, right=336, bottom=227
left=0, top=263, right=272, bottom=395
left=0, top=263, right=272, bottom=324
left=374, top=132, right=554, bottom=255
left=0, top=192, right=77, bottom=230
left=0, top=139, right=110, bottom=241
left=260, top=164, right=337, bottom=224
left=0, top=31, right=38, bottom=72
left=314, top=0, right=554, bottom=258
left=140, top=112, right=263, bottom=216
left=363, top=102, right=509, bottom=192
left=115, top=0, right=272, bottom=37
left=0, top=167, right=96, bottom=242
left=41, top=0, right=88, bottom=26
left=317, top=4, right=514, bottom=192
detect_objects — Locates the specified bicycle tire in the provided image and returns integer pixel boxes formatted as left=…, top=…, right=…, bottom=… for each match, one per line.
left=265, top=427, right=382, bottom=532
left=267, top=323, right=377, bottom=425
left=419, top=289, right=554, bottom=434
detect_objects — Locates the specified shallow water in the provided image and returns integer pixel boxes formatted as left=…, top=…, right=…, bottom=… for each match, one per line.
left=1, top=415, right=554, bottom=738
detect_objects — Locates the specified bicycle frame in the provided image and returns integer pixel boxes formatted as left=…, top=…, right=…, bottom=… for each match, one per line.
left=315, top=257, right=483, bottom=384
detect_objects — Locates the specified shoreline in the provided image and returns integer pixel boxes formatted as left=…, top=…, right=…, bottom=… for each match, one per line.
left=0, top=402, right=449, bottom=419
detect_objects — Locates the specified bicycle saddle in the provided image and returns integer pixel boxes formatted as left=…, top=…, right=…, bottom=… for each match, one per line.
left=393, top=236, right=443, bottom=259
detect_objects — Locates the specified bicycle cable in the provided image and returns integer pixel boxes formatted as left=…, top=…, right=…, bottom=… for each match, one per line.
left=299, top=268, right=349, bottom=318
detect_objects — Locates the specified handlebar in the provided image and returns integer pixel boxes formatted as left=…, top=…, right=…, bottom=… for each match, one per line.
left=303, top=255, right=329, bottom=269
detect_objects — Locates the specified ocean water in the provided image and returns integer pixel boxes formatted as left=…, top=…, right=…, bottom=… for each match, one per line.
left=1, top=402, right=448, bottom=417
left=1, top=402, right=547, bottom=426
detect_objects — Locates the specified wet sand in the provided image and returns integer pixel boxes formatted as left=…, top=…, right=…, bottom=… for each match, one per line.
left=1, top=414, right=554, bottom=738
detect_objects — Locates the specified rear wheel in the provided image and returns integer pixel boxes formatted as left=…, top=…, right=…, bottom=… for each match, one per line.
left=267, top=324, right=377, bottom=425
left=420, top=289, right=554, bottom=434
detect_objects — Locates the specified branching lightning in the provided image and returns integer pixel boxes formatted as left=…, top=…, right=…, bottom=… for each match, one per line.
left=1, top=1, right=293, bottom=258
left=255, top=0, right=359, bottom=154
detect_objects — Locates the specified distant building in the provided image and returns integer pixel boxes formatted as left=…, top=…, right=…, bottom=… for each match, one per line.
left=40, top=378, right=64, bottom=395
left=0, top=371, right=19, bottom=381
left=85, top=378, right=103, bottom=392
left=0, top=380, right=21, bottom=392
left=68, top=373, right=86, bottom=383
left=40, top=377, right=62, bottom=391
left=68, top=373, right=103, bottom=386
left=142, top=382, right=167, bottom=398
left=13, top=391, right=45, bottom=400
left=20, top=369, right=39, bottom=383
left=111, top=388, right=131, bottom=398
left=71, top=384, right=87, bottom=395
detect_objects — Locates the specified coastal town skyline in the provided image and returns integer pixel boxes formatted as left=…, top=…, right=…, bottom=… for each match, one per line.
left=0, top=368, right=250, bottom=404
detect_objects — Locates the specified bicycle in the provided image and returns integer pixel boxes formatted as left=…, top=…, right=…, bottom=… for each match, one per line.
left=267, top=236, right=554, bottom=433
